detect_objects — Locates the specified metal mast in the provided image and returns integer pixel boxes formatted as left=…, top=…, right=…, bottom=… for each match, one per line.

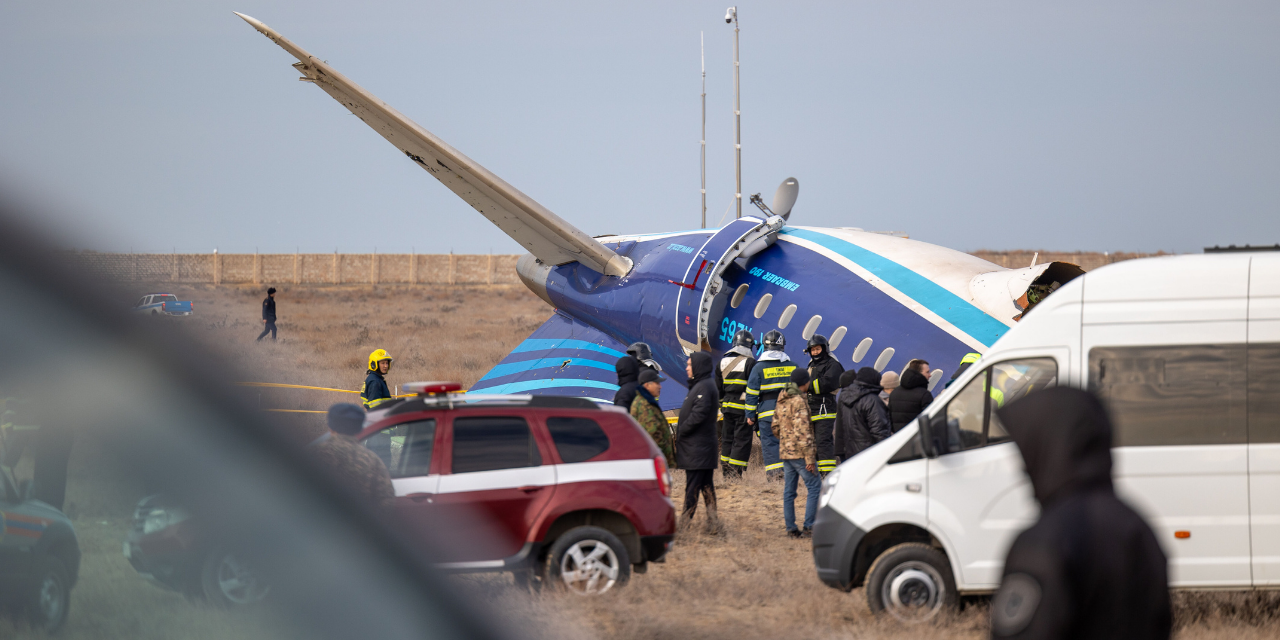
left=701, top=32, right=707, bottom=229
left=727, top=7, right=741, bottom=219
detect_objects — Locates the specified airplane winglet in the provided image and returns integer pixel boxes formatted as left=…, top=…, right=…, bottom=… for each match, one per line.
left=234, top=13, right=633, bottom=278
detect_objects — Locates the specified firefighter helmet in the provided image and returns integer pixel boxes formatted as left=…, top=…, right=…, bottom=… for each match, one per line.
left=367, top=349, right=394, bottom=372
left=731, top=329, right=756, bottom=349
left=762, top=330, right=785, bottom=352
left=806, top=334, right=829, bottom=355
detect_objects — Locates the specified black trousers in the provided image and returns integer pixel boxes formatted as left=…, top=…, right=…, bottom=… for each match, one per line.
left=682, top=469, right=717, bottom=518
left=257, top=320, right=277, bottom=341
left=814, top=417, right=838, bottom=474
left=719, top=412, right=752, bottom=474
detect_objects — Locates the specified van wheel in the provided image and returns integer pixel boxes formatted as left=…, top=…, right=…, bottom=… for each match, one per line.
left=866, top=542, right=957, bottom=622
left=201, top=547, right=270, bottom=607
left=22, top=556, right=71, bottom=632
left=547, top=526, right=630, bottom=595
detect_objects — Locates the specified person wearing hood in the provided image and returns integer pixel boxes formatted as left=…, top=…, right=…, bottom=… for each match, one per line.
left=717, top=329, right=757, bottom=477
left=630, top=369, right=674, bottom=468
left=613, top=355, right=641, bottom=408
left=745, top=330, right=797, bottom=480
left=775, top=369, right=819, bottom=538
left=888, top=359, right=934, bottom=432
left=991, top=387, right=1170, bottom=640
left=805, top=335, right=845, bottom=476
left=833, top=367, right=893, bottom=459
left=675, top=351, right=721, bottom=532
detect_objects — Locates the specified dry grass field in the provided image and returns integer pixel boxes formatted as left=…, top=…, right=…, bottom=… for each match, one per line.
left=4, top=282, right=1278, bottom=638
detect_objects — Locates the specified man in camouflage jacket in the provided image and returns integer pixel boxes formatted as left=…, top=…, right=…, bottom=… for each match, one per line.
left=775, top=369, right=821, bottom=537
left=631, top=369, right=674, bottom=468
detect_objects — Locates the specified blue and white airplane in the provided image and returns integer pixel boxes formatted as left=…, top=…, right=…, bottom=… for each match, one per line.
left=238, top=14, right=1084, bottom=411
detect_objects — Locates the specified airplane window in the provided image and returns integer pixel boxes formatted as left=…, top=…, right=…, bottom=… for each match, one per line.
left=730, top=284, right=749, bottom=308
left=927, top=369, right=944, bottom=392
left=778, top=304, right=798, bottom=329
left=753, top=293, right=772, bottom=319
left=852, top=337, right=873, bottom=363
left=829, top=326, right=847, bottom=351
left=873, top=347, right=896, bottom=372
left=802, top=315, right=822, bottom=341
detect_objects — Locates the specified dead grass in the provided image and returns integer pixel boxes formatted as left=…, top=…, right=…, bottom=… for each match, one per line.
left=6, top=283, right=1278, bottom=638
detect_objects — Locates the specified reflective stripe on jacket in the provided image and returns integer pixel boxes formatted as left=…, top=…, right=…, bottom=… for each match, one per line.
left=745, top=357, right=796, bottom=421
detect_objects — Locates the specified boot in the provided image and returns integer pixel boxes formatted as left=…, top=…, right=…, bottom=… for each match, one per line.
left=703, top=504, right=724, bottom=535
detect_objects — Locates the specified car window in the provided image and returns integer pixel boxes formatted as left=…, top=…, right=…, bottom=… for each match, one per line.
left=155, top=295, right=177, bottom=303
left=1089, top=344, right=1246, bottom=446
left=943, top=358, right=1058, bottom=453
left=1250, top=344, right=1280, bottom=443
left=451, top=417, right=541, bottom=473
left=365, top=419, right=436, bottom=478
left=546, top=417, right=610, bottom=463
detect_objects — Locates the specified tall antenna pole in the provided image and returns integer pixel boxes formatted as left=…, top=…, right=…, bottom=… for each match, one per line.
left=727, top=7, right=741, bottom=219
left=701, top=32, right=707, bottom=229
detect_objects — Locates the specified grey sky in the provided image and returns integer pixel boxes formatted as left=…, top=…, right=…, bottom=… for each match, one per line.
left=2, top=1, right=1277, bottom=255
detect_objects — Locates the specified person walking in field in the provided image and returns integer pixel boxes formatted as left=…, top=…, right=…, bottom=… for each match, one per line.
left=675, top=352, right=720, bottom=533
left=631, top=368, right=674, bottom=468
left=775, top=369, right=820, bottom=538
left=256, top=287, right=278, bottom=341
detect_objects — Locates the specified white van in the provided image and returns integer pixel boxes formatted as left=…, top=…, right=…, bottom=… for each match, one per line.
left=811, top=251, right=1280, bottom=621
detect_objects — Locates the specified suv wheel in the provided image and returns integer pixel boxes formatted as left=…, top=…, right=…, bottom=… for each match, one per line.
left=547, top=526, right=630, bottom=595
left=201, top=548, right=270, bottom=606
left=865, top=542, right=957, bottom=622
left=23, top=556, right=71, bottom=632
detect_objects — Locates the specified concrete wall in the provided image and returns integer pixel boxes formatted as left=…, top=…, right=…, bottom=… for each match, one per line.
left=58, top=249, right=1164, bottom=286
left=59, top=252, right=521, bottom=285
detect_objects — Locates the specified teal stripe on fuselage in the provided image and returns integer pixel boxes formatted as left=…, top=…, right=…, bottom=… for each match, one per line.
left=782, top=228, right=1008, bottom=347
left=477, top=357, right=616, bottom=382
left=510, top=339, right=626, bottom=359
left=469, top=379, right=620, bottom=394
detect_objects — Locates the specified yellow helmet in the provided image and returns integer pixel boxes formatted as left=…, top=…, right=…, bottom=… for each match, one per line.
left=368, top=349, right=394, bottom=372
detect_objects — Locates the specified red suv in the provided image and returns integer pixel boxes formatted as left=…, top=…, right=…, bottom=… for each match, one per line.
left=358, top=383, right=676, bottom=595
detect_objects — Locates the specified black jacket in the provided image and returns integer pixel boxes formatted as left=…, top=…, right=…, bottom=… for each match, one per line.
left=262, top=296, right=276, bottom=321
left=613, top=356, right=640, bottom=408
left=888, top=369, right=933, bottom=431
left=806, top=350, right=845, bottom=422
left=991, top=387, right=1170, bottom=640
left=833, top=376, right=893, bottom=458
left=675, top=352, right=719, bottom=470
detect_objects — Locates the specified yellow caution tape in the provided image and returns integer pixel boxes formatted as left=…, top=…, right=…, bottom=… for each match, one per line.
left=264, top=409, right=328, bottom=414
left=237, top=382, right=358, bottom=394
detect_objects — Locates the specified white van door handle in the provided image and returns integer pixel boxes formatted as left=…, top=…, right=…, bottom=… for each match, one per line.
left=905, top=483, right=922, bottom=493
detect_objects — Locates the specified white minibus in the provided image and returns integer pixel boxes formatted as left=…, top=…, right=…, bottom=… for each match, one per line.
left=812, top=251, right=1280, bottom=621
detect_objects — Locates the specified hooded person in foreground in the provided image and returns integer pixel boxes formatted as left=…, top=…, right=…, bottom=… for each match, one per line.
left=991, top=387, right=1170, bottom=640
left=675, top=351, right=721, bottom=533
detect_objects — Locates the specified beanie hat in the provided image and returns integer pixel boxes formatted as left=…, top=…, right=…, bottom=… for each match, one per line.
left=880, top=371, right=900, bottom=391
left=327, top=403, right=366, bottom=436
left=855, top=367, right=882, bottom=386
left=839, top=370, right=858, bottom=388
left=790, top=369, right=810, bottom=387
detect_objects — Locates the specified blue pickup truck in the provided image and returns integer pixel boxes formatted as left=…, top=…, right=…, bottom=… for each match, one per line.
left=132, top=294, right=193, bottom=317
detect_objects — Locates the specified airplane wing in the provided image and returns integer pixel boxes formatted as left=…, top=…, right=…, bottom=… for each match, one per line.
left=470, top=312, right=687, bottom=412
left=235, top=13, right=632, bottom=278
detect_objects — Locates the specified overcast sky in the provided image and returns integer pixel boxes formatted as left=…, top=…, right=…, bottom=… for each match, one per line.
left=2, top=1, right=1277, bottom=254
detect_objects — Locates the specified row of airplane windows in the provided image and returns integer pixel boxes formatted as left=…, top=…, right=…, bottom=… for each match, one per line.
left=729, top=283, right=945, bottom=392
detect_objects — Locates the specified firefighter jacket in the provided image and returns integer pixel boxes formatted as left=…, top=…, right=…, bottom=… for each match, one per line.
left=991, top=387, right=1171, bottom=640
left=717, top=346, right=756, bottom=415
left=630, top=387, right=674, bottom=468
left=745, top=351, right=796, bottom=422
left=806, top=351, right=844, bottom=425
left=360, top=371, right=392, bottom=410
left=774, top=385, right=815, bottom=465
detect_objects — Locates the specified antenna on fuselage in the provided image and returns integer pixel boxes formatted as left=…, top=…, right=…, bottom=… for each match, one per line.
left=749, top=178, right=799, bottom=221
left=701, top=31, right=707, bottom=229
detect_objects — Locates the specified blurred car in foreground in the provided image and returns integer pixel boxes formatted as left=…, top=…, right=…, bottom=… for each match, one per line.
left=360, top=382, right=676, bottom=595
left=131, top=293, right=193, bottom=316
left=0, top=466, right=80, bottom=631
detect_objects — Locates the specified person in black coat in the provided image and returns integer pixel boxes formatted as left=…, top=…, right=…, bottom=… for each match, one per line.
left=991, top=387, right=1170, bottom=640
left=256, top=287, right=277, bottom=341
left=833, top=367, right=893, bottom=459
left=888, top=360, right=933, bottom=431
left=613, top=356, right=641, bottom=408
left=675, top=351, right=721, bottom=532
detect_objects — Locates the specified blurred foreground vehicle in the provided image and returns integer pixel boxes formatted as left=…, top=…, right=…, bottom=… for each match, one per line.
left=360, top=383, right=676, bottom=595
left=0, top=464, right=80, bottom=631
left=131, top=293, right=193, bottom=316
left=0, top=208, right=502, bottom=638
left=813, top=251, right=1280, bottom=622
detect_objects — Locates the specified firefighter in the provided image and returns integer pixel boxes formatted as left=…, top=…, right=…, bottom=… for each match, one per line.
left=745, top=330, right=796, bottom=481
left=945, top=352, right=981, bottom=389
left=717, top=329, right=757, bottom=477
left=805, top=334, right=844, bottom=476
left=361, top=349, right=394, bottom=411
